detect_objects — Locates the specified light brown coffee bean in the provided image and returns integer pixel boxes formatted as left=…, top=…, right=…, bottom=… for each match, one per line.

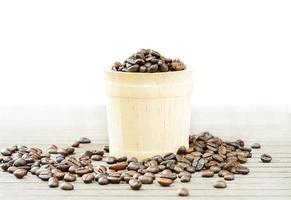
left=157, top=177, right=173, bottom=186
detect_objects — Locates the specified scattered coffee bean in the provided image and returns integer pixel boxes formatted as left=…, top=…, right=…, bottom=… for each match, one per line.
left=157, top=177, right=173, bottom=186
left=251, top=143, right=261, bottom=149
left=60, top=182, right=74, bottom=190
left=7, top=166, right=17, bottom=173
left=138, top=175, right=153, bottom=184
left=202, top=170, right=214, bottom=177
left=235, top=166, right=250, bottom=175
left=48, top=177, right=59, bottom=187
left=129, top=179, right=142, bottom=190
left=71, top=141, right=80, bottom=148
left=13, top=169, right=27, bottom=179
left=177, top=187, right=189, bottom=196
left=180, top=175, right=191, bottom=182
left=103, top=145, right=109, bottom=153
left=98, top=176, right=109, bottom=185
left=109, top=161, right=128, bottom=171
left=106, top=156, right=117, bottom=164
left=78, top=137, right=91, bottom=144
left=1, top=148, right=12, bottom=156
left=261, top=154, right=272, bottom=163
left=91, top=155, right=102, bottom=161
left=64, top=173, right=76, bottom=182
left=82, top=173, right=94, bottom=183
left=224, top=173, right=235, bottom=181
left=14, top=158, right=26, bottom=167
left=213, top=180, right=227, bottom=188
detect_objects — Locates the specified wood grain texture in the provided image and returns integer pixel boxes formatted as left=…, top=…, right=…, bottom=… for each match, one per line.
left=0, top=106, right=291, bottom=200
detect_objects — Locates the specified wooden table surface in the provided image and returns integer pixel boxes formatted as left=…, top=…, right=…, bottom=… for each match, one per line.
left=0, top=106, right=291, bottom=200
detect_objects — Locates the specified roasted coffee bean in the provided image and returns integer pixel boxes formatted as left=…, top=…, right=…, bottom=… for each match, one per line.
left=82, top=173, right=94, bottom=183
left=91, top=155, right=102, bottom=161
left=106, top=156, right=117, bottom=164
left=147, top=166, right=160, bottom=173
left=213, top=180, right=227, bottom=188
left=210, top=166, right=221, bottom=173
left=180, top=175, right=191, bottom=182
left=48, top=177, right=59, bottom=187
left=57, top=149, right=69, bottom=156
left=60, top=182, right=74, bottom=190
left=13, top=158, right=26, bottom=167
left=128, top=65, right=139, bottom=72
left=129, top=179, right=142, bottom=190
left=108, top=176, right=121, bottom=184
left=251, top=143, right=261, bottom=149
left=224, top=173, right=235, bottom=181
left=144, top=172, right=155, bottom=180
left=202, top=170, right=214, bottom=177
left=71, top=141, right=80, bottom=148
left=109, top=161, right=128, bottom=171
left=157, top=177, right=173, bottom=186
left=148, top=64, right=158, bottom=73
left=7, top=166, right=17, bottom=173
left=178, top=171, right=191, bottom=178
left=238, top=156, right=247, bottom=164
left=235, top=166, right=250, bottom=175
left=117, top=156, right=127, bottom=162
left=103, top=145, right=109, bottom=153
left=76, top=168, right=91, bottom=176
left=127, top=162, right=140, bottom=171
left=186, top=166, right=195, bottom=173
left=138, top=175, right=153, bottom=184
left=1, top=148, right=12, bottom=156
left=195, top=158, right=205, bottom=171
left=212, top=154, right=223, bottom=162
left=98, top=175, right=109, bottom=185
left=38, top=171, right=52, bottom=181
left=177, top=187, right=189, bottom=196
left=76, top=137, right=90, bottom=144
left=13, top=169, right=27, bottom=179
left=64, top=173, right=76, bottom=182
left=261, top=154, right=272, bottom=163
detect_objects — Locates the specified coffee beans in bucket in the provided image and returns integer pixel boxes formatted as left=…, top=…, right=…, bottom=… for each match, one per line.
left=111, top=49, right=186, bottom=72
left=0, top=133, right=271, bottom=197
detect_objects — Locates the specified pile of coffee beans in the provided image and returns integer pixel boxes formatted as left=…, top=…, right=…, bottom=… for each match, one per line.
left=0, top=133, right=272, bottom=197
left=111, top=49, right=186, bottom=73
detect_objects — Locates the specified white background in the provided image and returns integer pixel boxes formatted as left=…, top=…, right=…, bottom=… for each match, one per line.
left=0, top=0, right=290, bottom=106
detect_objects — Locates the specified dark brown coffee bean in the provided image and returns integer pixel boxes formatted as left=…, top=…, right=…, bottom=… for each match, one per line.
left=106, top=156, right=117, bottom=164
left=71, top=141, right=80, bottom=148
left=109, top=161, right=128, bottom=171
left=180, top=175, right=191, bottom=182
left=91, top=155, right=102, bottom=161
left=251, top=143, right=261, bottom=149
left=76, top=168, right=91, bottom=176
left=54, top=171, right=65, bottom=180
left=224, top=173, right=235, bottom=181
left=129, top=179, right=142, bottom=190
left=78, top=137, right=91, bottom=144
left=103, top=145, right=109, bottom=153
left=117, top=156, right=127, bottom=162
left=212, top=154, right=224, bottom=162
left=14, top=158, right=26, bottom=167
left=128, top=65, right=139, bottom=72
left=139, top=66, right=147, bottom=72
left=202, top=170, right=214, bottom=177
left=157, top=177, right=173, bottom=186
left=178, top=187, right=189, bottom=196
left=98, top=175, right=109, bottom=185
left=127, top=162, right=140, bottom=171
left=82, top=173, right=94, bottom=183
left=108, top=176, right=121, bottom=184
left=235, top=166, right=250, bottom=175
left=261, top=154, right=272, bottom=163
left=13, top=169, right=27, bottom=179
left=48, top=177, right=59, bottom=187
left=159, top=63, right=169, bottom=72
left=148, top=64, right=158, bottom=73
left=213, top=180, right=227, bottom=188
left=138, top=175, right=153, bottom=184
left=60, top=182, right=74, bottom=190
left=64, top=173, right=76, bottom=182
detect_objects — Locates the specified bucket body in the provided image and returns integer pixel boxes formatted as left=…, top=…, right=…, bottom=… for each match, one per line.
left=105, top=69, right=193, bottom=159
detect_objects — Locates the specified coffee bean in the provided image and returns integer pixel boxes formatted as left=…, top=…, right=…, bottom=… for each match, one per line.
left=98, top=175, right=109, bottom=185
left=213, top=180, right=227, bottom=188
left=224, top=173, right=235, bottom=181
left=261, top=154, right=272, bottom=163
left=117, top=156, right=127, bottom=162
left=218, top=170, right=230, bottom=177
left=48, top=177, right=59, bottom=187
left=178, top=171, right=191, bottom=178
left=103, top=145, right=109, bottom=153
left=38, top=171, right=52, bottom=181
left=71, top=141, right=80, bottom=148
left=108, top=176, right=121, bottom=184
left=210, top=166, right=221, bottom=173
left=64, top=173, right=76, bottom=182
left=14, top=158, right=26, bottom=167
left=106, top=156, right=117, bottom=164
left=212, top=154, right=224, bottom=162
left=147, top=166, right=160, bottom=173
left=82, top=173, right=94, bottom=183
left=127, top=162, right=140, bottom=171
left=91, top=155, right=102, bottom=161
left=202, top=170, right=214, bottom=177
left=78, top=137, right=91, bottom=144
left=128, top=65, right=139, bottom=72
left=177, top=187, right=189, bottom=196
left=251, top=143, right=261, bottom=149
left=235, top=166, right=250, bottom=175
left=195, top=158, right=205, bottom=171
left=1, top=148, right=12, bottom=156
left=138, top=175, right=153, bottom=184
left=180, top=175, right=191, bottom=182
left=238, top=156, right=247, bottom=164
left=13, top=169, right=27, bottom=179
left=76, top=168, right=91, bottom=176
left=109, top=161, right=128, bottom=171
left=60, top=182, right=74, bottom=190
left=129, top=179, right=142, bottom=190
left=157, top=177, right=173, bottom=186
left=186, top=166, right=195, bottom=173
